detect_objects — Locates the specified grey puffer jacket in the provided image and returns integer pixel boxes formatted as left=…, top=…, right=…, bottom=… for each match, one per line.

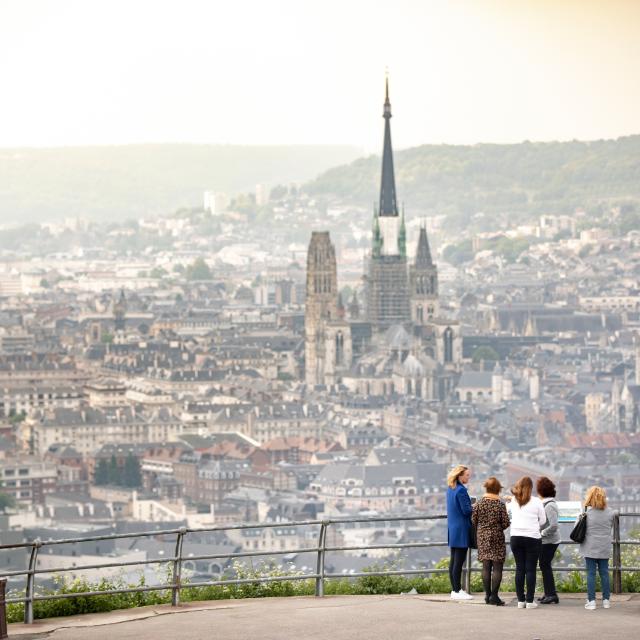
left=541, top=498, right=560, bottom=545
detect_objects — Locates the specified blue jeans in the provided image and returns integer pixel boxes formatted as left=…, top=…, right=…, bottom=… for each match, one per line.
left=585, top=558, right=610, bottom=601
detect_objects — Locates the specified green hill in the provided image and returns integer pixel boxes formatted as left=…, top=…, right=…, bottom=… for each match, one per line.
left=0, top=144, right=360, bottom=224
left=306, top=136, right=640, bottom=229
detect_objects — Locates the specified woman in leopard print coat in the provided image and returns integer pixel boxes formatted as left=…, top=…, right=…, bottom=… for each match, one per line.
left=471, top=477, right=511, bottom=605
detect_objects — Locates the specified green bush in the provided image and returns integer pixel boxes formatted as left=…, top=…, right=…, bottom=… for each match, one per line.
left=7, top=548, right=640, bottom=624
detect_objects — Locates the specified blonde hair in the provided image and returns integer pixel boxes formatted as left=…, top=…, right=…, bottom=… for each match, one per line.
left=447, top=465, right=468, bottom=489
left=512, top=476, right=533, bottom=507
left=584, top=486, right=607, bottom=510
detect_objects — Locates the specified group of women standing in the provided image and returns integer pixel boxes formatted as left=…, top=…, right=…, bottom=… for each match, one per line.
left=446, top=465, right=615, bottom=610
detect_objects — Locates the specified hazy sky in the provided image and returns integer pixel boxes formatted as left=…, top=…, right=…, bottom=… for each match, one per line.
left=1, top=0, right=639, bottom=150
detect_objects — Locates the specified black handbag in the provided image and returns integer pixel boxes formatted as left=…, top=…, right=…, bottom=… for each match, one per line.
left=469, top=521, right=478, bottom=550
left=569, top=509, right=587, bottom=543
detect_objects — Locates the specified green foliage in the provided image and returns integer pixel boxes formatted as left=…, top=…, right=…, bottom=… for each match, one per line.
left=108, top=455, right=119, bottom=485
left=442, top=239, right=473, bottom=265
left=307, top=136, right=640, bottom=231
left=94, top=459, right=109, bottom=486
left=8, top=411, right=26, bottom=425
left=7, top=542, right=640, bottom=625
left=186, top=257, right=212, bottom=281
left=123, top=453, right=142, bottom=488
left=472, top=346, right=500, bottom=363
left=0, top=492, right=15, bottom=512
left=101, top=333, right=114, bottom=344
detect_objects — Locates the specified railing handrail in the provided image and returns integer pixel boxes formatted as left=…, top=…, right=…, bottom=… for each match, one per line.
left=1, top=511, right=638, bottom=625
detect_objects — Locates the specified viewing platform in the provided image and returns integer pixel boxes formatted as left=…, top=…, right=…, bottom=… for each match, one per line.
left=9, top=593, right=640, bottom=640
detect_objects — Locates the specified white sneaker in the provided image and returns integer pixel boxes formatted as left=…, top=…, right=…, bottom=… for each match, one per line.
left=517, top=601, right=526, bottom=609
left=585, top=601, right=596, bottom=610
left=451, top=590, right=473, bottom=600
left=603, top=599, right=611, bottom=609
left=526, top=602, right=539, bottom=609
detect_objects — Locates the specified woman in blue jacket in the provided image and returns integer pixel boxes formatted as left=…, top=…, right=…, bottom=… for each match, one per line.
left=447, top=464, right=474, bottom=600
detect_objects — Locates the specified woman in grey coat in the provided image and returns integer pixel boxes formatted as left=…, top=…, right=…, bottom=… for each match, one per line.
left=579, top=486, right=615, bottom=610
left=537, top=477, right=560, bottom=604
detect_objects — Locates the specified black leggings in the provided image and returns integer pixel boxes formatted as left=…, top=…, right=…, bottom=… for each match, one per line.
left=539, top=543, right=559, bottom=597
left=449, top=547, right=467, bottom=592
left=482, top=560, right=504, bottom=597
left=510, top=536, right=541, bottom=603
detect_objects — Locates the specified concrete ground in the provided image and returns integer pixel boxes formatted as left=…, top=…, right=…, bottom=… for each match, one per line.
left=8, top=593, right=640, bottom=640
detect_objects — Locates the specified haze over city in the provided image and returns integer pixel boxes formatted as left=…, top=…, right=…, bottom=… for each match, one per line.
left=0, top=2, right=639, bottom=637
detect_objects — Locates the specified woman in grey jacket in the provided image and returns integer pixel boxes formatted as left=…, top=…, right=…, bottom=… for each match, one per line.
left=537, top=477, right=560, bottom=604
left=579, top=486, right=615, bottom=610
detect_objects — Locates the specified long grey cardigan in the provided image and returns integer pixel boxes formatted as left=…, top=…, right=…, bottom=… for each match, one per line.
left=579, top=507, right=614, bottom=559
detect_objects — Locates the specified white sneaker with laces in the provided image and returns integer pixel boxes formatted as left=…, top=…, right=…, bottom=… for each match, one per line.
left=526, top=602, right=539, bottom=609
left=585, top=601, right=596, bottom=610
left=603, top=599, right=611, bottom=609
left=451, top=590, right=473, bottom=600
left=517, top=601, right=526, bottom=609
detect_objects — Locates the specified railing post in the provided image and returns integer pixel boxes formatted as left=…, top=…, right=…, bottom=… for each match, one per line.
left=0, top=578, right=8, bottom=639
left=24, top=538, right=41, bottom=624
left=171, top=527, right=187, bottom=607
left=612, top=513, right=622, bottom=595
left=315, top=521, right=328, bottom=597
left=464, top=546, right=472, bottom=594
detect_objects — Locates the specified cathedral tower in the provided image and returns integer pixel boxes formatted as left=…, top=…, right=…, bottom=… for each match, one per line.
left=305, top=232, right=351, bottom=386
left=410, top=225, right=439, bottom=325
left=366, top=77, right=410, bottom=330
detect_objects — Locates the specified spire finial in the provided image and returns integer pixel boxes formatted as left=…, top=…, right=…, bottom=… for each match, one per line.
left=383, top=69, right=391, bottom=116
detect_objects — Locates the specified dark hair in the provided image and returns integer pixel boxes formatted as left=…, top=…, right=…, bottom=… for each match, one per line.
left=484, top=477, right=502, bottom=494
left=536, top=476, right=556, bottom=498
left=512, top=476, right=533, bottom=507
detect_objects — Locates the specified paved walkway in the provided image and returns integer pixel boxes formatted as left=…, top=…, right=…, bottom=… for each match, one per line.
left=9, top=593, right=640, bottom=640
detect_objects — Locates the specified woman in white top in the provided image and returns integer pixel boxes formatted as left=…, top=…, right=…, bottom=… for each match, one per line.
left=508, top=476, right=546, bottom=608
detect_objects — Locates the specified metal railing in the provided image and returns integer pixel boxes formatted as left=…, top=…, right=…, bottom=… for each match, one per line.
left=0, top=512, right=638, bottom=626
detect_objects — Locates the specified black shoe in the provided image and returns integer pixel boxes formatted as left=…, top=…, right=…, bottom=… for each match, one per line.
left=485, top=595, right=491, bottom=604
left=540, top=595, right=559, bottom=604
left=536, top=596, right=544, bottom=602
left=489, top=594, right=505, bottom=606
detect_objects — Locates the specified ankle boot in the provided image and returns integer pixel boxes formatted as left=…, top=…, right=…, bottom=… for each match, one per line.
left=489, top=593, right=505, bottom=606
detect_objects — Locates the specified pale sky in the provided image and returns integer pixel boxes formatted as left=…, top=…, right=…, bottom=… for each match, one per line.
left=1, top=0, right=639, bottom=150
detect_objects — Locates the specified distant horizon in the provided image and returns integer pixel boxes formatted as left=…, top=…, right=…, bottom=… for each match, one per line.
left=2, top=131, right=640, bottom=154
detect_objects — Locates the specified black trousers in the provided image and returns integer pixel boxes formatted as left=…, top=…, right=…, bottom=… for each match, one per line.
left=449, top=547, right=467, bottom=592
left=539, top=543, right=559, bottom=597
left=510, top=536, right=541, bottom=603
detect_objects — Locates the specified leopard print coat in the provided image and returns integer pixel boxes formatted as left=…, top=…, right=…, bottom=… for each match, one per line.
left=471, top=497, right=511, bottom=562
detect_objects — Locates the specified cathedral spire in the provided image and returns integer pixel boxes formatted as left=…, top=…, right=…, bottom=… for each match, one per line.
left=379, top=74, right=398, bottom=217
left=415, top=225, right=433, bottom=267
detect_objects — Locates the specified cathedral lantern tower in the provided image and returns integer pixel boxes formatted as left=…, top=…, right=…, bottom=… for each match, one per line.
left=366, top=77, right=410, bottom=330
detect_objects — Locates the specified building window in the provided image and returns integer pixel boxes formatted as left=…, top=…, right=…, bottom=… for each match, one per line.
left=336, top=331, right=344, bottom=366
left=443, top=327, right=453, bottom=363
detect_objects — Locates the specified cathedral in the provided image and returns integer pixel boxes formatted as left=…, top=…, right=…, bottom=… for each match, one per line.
left=304, top=79, right=461, bottom=399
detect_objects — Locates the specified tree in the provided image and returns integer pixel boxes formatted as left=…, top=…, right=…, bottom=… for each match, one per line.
left=0, top=489, right=15, bottom=512
left=186, top=257, right=212, bottom=280
left=108, top=454, right=120, bottom=485
left=94, top=459, right=110, bottom=485
left=269, top=184, right=288, bottom=200
left=123, top=453, right=142, bottom=488
left=472, top=346, right=500, bottom=363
